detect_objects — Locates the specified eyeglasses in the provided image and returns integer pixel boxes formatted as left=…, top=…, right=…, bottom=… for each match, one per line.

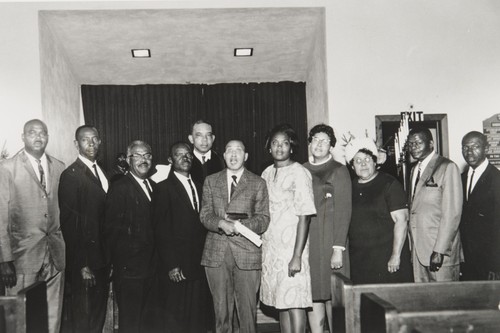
left=353, top=156, right=373, bottom=165
left=312, top=137, right=331, bottom=145
left=128, top=153, right=153, bottom=160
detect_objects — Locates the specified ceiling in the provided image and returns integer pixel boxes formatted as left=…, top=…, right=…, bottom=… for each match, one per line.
left=40, top=7, right=324, bottom=85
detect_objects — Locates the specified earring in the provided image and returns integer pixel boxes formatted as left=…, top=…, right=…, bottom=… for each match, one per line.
left=269, top=149, right=272, bottom=153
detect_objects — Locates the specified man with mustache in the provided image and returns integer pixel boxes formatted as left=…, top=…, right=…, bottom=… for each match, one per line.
left=408, top=126, right=463, bottom=282
left=0, top=119, right=66, bottom=333
left=105, top=140, right=159, bottom=332
left=59, top=125, right=110, bottom=332
left=153, top=141, right=209, bottom=332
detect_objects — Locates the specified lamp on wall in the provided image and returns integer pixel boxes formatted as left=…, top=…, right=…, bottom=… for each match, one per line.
left=131, top=49, right=151, bottom=58
left=234, top=48, right=253, bottom=57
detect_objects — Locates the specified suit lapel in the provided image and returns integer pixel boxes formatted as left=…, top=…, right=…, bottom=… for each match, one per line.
left=216, top=171, right=229, bottom=206
left=127, top=173, right=151, bottom=204
left=76, top=158, right=107, bottom=192
left=170, top=173, right=197, bottom=212
left=231, top=169, right=248, bottom=199
left=468, top=164, right=492, bottom=201
left=413, top=154, right=440, bottom=201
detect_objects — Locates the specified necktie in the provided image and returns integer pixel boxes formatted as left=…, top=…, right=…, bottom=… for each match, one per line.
left=230, top=175, right=238, bottom=199
left=143, top=179, right=153, bottom=200
left=467, top=170, right=475, bottom=200
left=412, top=164, right=421, bottom=200
left=187, top=179, right=198, bottom=212
left=92, top=163, right=102, bottom=187
left=36, top=159, right=46, bottom=191
left=201, top=155, right=206, bottom=165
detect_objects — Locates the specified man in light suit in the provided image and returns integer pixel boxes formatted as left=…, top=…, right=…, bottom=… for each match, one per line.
left=460, top=131, right=500, bottom=280
left=105, top=140, right=159, bottom=332
left=0, top=119, right=66, bottom=333
left=153, top=141, right=209, bottom=332
left=188, top=120, right=225, bottom=185
left=200, top=139, right=270, bottom=333
left=408, top=126, right=463, bottom=282
left=59, top=125, right=110, bottom=332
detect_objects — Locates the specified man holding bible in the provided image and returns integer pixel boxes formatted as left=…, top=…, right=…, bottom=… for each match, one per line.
left=200, top=139, right=270, bottom=333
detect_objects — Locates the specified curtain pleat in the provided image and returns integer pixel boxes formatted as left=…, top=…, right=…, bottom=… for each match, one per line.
left=81, top=82, right=307, bottom=174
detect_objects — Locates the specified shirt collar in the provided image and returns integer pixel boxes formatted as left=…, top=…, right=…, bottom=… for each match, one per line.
left=468, top=158, right=489, bottom=177
left=193, top=149, right=211, bottom=162
left=418, top=150, right=435, bottom=172
left=78, top=154, right=98, bottom=169
left=227, top=168, right=244, bottom=181
left=130, top=172, right=148, bottom=185
left=25, top=150, right=47, bottom=164
left=173, top=170, right=192, bottom=182
left=309, top=154, right=332, bottom=166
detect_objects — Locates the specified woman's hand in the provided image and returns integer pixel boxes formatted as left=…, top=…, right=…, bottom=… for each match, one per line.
left=387, top=254, right=401, bottom=273
left=288, top=255, right=302, bottom=277
left=331, top=248, right=343, bottom=269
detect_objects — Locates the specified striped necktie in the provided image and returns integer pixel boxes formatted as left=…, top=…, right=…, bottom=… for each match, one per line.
left=36, top=159, right=46, bottom=191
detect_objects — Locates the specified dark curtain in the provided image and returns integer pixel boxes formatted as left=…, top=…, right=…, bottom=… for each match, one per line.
left=81, top=82, right=307, bottom=175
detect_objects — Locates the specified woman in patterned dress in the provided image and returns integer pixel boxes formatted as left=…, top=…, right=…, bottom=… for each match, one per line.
left=260, top=124, right=316, bottom=333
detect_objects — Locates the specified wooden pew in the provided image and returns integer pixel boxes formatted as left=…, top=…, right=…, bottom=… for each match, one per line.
left=331, top=272, right=500, bottom=333
left=0, top=281, right=48, bottom=333
left=361, top=292, right=500, bottom=333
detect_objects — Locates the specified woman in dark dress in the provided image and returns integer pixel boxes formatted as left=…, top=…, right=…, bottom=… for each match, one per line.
left=345, top=138, right=413, bottom=284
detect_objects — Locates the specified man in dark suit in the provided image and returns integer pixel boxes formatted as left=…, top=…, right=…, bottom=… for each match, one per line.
left=104, top=140, right=158, bottom=332
left=188, top=120, right=225, bottom=185
left=153, top=141, right=209, bottom=332
left=0, top=119, right=66, bottom=333
left=59, top=125, right=110, bottom=332
left=200, top=139, right=270, bottom=333
left=408, top=126, right=463, bottom=282
left=460, top=131, right=500, bottom=280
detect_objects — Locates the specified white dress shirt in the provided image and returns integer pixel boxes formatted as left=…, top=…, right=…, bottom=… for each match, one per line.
left=174, top=171, right=200, bottom=211
left=226, top=168, right=244, bottom=202
left=131, top=173, right=153, bottom=201
left=467, top=158, right=489, bottom=199
left=25, top=151, right=49, bottom=190
left=193, top=149, right=212, bottom=164
left=78, top=155, right=109, bottom=193
left=412, top=150, right=435, bottom=191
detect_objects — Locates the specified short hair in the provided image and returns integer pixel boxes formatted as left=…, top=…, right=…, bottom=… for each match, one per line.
left=308, top=124, right=337, bottom=147
left=264, top=123, right=299, bottom=156
left=349, top=148, right=378, bottom=166
left=127, top=140, right=152, bottom=156
left=74, top=125, right=98, bottom=140
left=191, top=119, right=214, bottom=135
left=462, top=131, right=487, bottom=146
left=224, top=139, right=247, bottom=152
left=409, top=126, right=433, bottom=144
left=169, top=141, right=191, bottom=158
left=23, top=119, right=47, bottom=133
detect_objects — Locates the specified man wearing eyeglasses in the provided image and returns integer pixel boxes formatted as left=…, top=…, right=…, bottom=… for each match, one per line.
left=104, top=140, right=159, bottom=332
left=408, top=126, right=463, bottom=282
left=0, top=119, right=66, bottom=333
left=59, top=125, right=110, bottom=332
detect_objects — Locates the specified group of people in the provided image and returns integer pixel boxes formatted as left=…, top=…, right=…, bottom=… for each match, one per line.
left=0, top=118, right=498, bottom=333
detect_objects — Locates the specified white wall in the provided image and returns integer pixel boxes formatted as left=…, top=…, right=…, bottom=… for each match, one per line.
left=1, top=0, right=500, bottom=169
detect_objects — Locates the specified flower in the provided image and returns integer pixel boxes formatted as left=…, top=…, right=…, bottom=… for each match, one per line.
left=325, top=193, right=332, bottom=199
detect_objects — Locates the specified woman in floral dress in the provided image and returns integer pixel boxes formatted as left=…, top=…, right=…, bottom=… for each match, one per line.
left=260, top=124, right=316, bottom=333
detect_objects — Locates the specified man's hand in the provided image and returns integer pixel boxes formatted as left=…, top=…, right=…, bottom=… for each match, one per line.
left=387, top=254, right=401, bottom=273
left=330, top=248, right=343, bottom=270
left=429, top=251, right=444, bottom=272
left=168, top=267, right=186, bottom=283
left=81, top=266, right=96, bottom=288
left=0, top=262, right=17, bottom=288
left=288, top=255, right=302, bottom=277
left=218, top=219, right=239, bottom=236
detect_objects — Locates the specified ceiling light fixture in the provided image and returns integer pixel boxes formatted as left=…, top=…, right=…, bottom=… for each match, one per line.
left=131, top=49, right=151, bottom=58
left=234, top=48, right=253, bottom=57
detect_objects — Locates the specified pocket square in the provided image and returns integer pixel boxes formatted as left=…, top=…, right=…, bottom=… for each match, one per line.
left=425, top=177, right=438, bottom=187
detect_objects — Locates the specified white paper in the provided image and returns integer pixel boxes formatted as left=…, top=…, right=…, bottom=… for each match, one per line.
left=234, top=221, right=262, bottom=247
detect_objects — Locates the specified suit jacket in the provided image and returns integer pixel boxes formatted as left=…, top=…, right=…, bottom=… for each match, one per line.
left=0, top=150, right=65, bottom=273
left=409, top=154, right=463, bottom=266
left=460, top=163, right=500, bottom=272
left=200, top=168, right=270, bottom=270
left=59, top=158, right=108, bottom=274
left=104, top=173, right=156, bottom=279
left=190, top=150, right=225, bottom=186
left=153, top=173, right=206, bottom=279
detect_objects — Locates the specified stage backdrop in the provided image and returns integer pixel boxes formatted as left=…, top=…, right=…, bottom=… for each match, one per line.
left=81, top=82, right=308, bottom=175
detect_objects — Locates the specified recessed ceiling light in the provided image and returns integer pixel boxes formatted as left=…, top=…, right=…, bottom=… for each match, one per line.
left=234, top=48, right=253, bottom=57
left=131, top=49, right=151, bottom=58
